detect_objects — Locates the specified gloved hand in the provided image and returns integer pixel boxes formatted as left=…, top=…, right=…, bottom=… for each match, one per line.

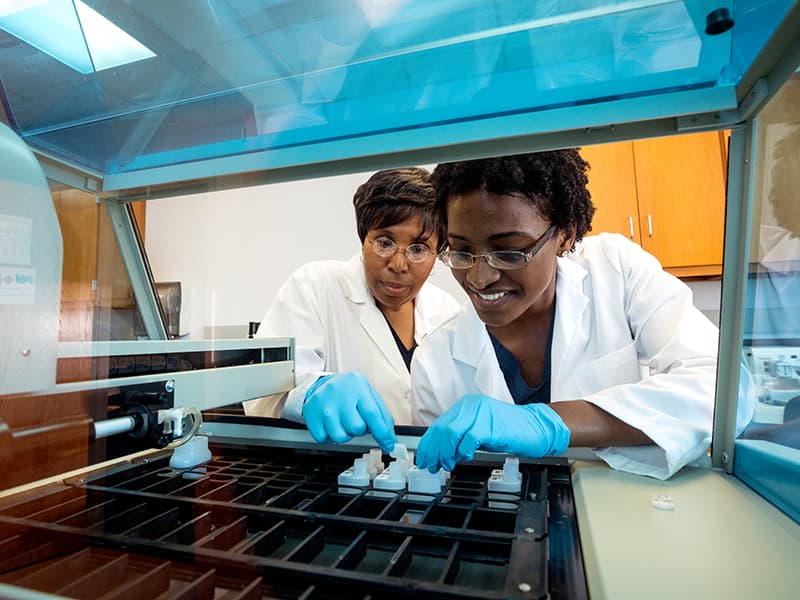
left=415, top=394, right=570, bottom=472
left=303, top=372, right=396, bottom=452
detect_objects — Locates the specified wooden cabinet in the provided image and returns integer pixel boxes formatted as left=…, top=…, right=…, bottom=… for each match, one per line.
left=581, top=141, right=640, bottom=241
left=51, top=193, right=148, bottom=346
left=52, top=188, right=99, bottom=343
left=582, top=131, right=728, bottom=278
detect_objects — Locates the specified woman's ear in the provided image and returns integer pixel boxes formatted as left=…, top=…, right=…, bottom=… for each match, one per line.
left=558, top=225, right=577, bottom=256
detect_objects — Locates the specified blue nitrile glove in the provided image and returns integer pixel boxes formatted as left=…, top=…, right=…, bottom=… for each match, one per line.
left=415, top=394, right=570, bottom=472
left=303, top=372, right=396, bottom=452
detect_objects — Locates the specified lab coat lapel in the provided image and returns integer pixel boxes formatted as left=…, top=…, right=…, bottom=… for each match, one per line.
left=343, top=255, right=409, bottom=382
left=360, top=304, right=409, bottom=381
left=452, top=303, right=511, bottom=400
left=551, top=257, right=590, bottom=393
left=413, top=283, right=448, bottom=342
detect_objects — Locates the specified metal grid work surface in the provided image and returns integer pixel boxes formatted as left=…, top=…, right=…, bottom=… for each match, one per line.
left=0, top=445, right=586, bottom=599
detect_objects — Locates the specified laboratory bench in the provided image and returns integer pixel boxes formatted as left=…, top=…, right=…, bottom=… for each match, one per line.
left=0, top=442, right=798, bottom=599
left=2, top=2, right=800, bottom=598
left=0, top=440, right=585, bottom=599
left=572, top=458, right=800, bottom=599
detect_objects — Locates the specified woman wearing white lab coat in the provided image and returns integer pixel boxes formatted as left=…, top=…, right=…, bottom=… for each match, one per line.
left=411, top=151, right=719, bottom=480
left=251, top=254, right=458, bottom=423
left=245, top=168, right=459, bottom=450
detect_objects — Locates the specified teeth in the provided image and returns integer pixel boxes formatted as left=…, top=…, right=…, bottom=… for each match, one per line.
left=477, top=291, right=507, bottom=301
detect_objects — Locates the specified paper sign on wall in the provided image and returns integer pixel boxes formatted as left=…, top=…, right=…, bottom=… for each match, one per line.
left=0, top=266, right=35, bottom=304
left=0, top=214, right=33, bottom=265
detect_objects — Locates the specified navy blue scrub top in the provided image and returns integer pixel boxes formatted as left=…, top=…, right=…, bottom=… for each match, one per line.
left=488, top=315, right=554, bottom=405
left=383, top=313, right=416, bottom=371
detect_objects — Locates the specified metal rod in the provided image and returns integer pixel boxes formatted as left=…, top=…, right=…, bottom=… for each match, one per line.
left=711, top=124, right=753, bottom=471
left=93, top=416, right=136, bottom=439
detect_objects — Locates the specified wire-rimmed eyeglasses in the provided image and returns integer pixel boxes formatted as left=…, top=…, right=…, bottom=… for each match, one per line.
left=368, top=237, right=435, bottom=263
left=438, top=225, right=557, bottom=270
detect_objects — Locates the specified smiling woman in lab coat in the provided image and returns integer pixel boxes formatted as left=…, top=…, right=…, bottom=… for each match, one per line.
left=246, top=168, right=459, bottom=450
left=411, top=151, right=719, bottom=480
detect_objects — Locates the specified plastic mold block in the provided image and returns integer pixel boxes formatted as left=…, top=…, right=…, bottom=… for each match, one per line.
left=373, top=459, right=408, bottom=492
left=407, top=465, right=446, bottom=495
left=338, top=457, right=371, bottom=491
left=362, top=448, right=384, bottom=479
left=488, top=457, right=522, bottom=509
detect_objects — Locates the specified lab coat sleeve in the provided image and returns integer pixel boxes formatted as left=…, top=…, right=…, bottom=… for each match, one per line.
left=581, top=237, right=718, bottom=480
left=253, top=265, right=332, bottom=423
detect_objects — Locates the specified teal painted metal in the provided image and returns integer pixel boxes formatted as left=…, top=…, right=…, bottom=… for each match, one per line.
left=735, top=440, right=800, bottom=523
left=102, top=85, right=736, bottom=192
left=0, top=1, right=794, bottom=187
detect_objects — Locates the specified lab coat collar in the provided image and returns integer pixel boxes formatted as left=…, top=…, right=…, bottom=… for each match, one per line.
left=342, top=253, right=421, bottom=382
left=413, top=282, right=451, bottom=342
left=342, top=254, right=368, bottom=303
left=447, top=300, right=506, bottom=399
left=343, top=252, right=450, bottom=338
left=449, top=256, right=590, bottom=398
left=551, top=255, right=590, bottom=387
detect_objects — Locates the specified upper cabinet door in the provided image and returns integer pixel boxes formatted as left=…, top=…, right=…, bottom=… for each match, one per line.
left=582, top=142, right=641, bottom=244
left=632, top=131, right=727, bottom=275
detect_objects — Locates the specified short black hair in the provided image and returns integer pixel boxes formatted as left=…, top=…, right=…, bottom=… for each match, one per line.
left=353, top=167, right=445, bottom=251
left=431, top=150, right=595, bottom=251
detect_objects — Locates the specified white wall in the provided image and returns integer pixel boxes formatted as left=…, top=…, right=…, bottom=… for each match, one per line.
left=144, top=169, right=467, bottom=339
left=686, top=279, right=721, bottom=326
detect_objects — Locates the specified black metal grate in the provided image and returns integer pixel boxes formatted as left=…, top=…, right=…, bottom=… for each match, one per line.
left=0, top=445, right=587, bottom=599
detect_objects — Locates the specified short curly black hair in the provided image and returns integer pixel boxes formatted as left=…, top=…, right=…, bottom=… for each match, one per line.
left=353, top=167, right=446, bottom=251
left=431, top=150, right=595, bottom=252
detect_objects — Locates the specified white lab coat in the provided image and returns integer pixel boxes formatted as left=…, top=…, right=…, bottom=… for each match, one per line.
left=411, top=234, right=719, bottom=480
left=245, top=254, right=460, bottom=424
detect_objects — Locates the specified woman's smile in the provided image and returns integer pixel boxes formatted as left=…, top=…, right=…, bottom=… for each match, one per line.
left=446, top=189, right=562, bottom=329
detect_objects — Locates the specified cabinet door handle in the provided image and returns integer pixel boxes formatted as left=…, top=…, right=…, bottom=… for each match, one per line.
left=647, top=214, right=653, bottom=237
left=628, top=216, right=635, bottom=238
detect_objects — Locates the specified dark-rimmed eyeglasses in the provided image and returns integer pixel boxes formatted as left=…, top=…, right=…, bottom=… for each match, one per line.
left=368, top=237, right=435, bottom=263
left=438, top=225, right=557, bottom=270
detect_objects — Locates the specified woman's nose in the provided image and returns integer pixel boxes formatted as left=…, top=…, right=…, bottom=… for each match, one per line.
left=387, top=248, right=410, bottom=272
left=465, top=256, right=500, bottom=289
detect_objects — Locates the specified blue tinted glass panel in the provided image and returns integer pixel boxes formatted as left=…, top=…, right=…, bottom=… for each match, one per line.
left=737, top=73, right=800, bottom=523
left=0, top=1, right=794, bottom=180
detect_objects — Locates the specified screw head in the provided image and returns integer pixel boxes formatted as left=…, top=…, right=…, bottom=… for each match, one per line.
left=21, top=348, right=31, bottom=357
left=524, top=527, right=535, bottom=534
left=518, top=582, right=531, bottom=592
left=165, top=380, right=175, bottom=393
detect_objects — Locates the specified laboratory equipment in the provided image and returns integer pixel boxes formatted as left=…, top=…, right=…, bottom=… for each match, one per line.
left=1, top=2, right=800, bottom=599
left=0, top=444, right=583, bottom=599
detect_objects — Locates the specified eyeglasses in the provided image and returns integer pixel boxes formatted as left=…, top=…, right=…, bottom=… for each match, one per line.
left=368, top=237, right=435, bottom=263
left=438, top=225, right=557, bottom=270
